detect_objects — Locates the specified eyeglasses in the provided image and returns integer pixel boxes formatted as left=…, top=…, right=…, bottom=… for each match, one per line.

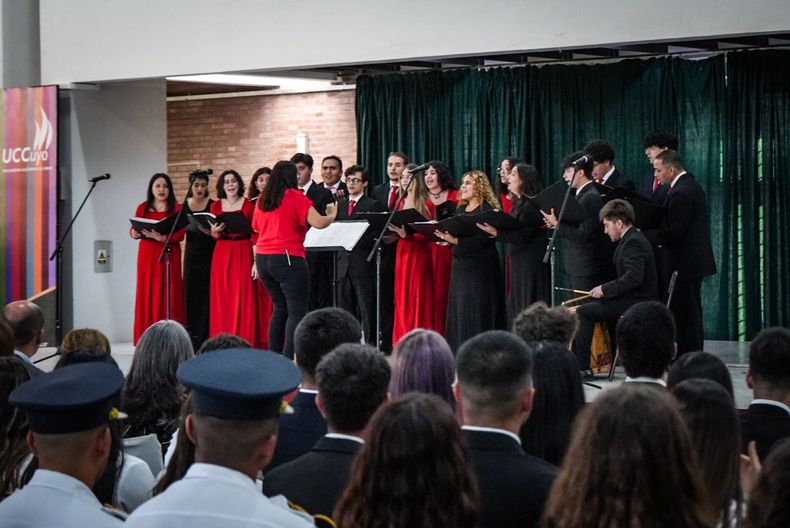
left=346, top=178, right=364, bottom=184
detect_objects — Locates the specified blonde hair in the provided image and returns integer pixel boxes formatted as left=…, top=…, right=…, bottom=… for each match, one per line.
left=59, top=328, right=111, bottom=355
left=458, top=171, right=500, bottom=209
left=399, top=167, right=431, bottom=218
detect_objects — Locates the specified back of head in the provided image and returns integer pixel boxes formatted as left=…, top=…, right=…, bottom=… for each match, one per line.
left=335, top=393, right=478, bottom=528
left=642, top=129, right=679, bottom=150
left=748, top=326, right=790, bottom=393
left=667, top=351, right=734, bottom=397
left=456, top=330, right=533, bottom=424
left=390, top=329, right=455, bottom=409
left=746, top=438, right=790, bottom=528
left=316, top=344, right=390, bottom=434
left=670, top=379, right=740, bottom=526
left=0, top=356, right=31, bottom=493
left=544, top=383, right=714, bottom=528
left=55, top=348, right=118, bottom=369
left=196, top=333, right=251, bottom=355
left=3, top=300, right=44, bottom=348
left=562, top=150, right=593, bottom=178
left=584, top=139, right=616, bottom=163
left=617, top=301, right=675, bottom=378
left=294, top=308, right=362, bottom=380
left=512, top=301, right=578, bottom=346
left=520, top=341, right=584, bottom=465
left=59, top=328, right=111, bottom=356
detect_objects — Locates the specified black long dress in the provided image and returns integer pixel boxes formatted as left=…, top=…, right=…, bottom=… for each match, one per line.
left=445, top=202, right=506, bottom=352
left=183, top=199, right=215, bottom=349
left=498, top=197, right=551, bottom=322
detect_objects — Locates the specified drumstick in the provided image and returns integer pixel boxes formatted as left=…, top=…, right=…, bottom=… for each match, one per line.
left=561, top=293, right=591, bottom=306
left=554, top=287, right=591, bottom=295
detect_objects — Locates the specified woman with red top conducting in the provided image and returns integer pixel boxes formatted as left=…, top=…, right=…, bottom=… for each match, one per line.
left=130, top=173, right=186, bottom=344
left=252, top=161, right=336, bottom=358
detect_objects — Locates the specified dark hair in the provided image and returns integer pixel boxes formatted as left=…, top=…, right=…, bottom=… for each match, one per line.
left=152, top=394, right=194, bottom=496
left=456, top=330, right=533, bottom=422
left=259, top=161, right=298, bottom=212
left=584, top=139, right=616, bottom=163
left=562, top=150, right=594, bottom=180
left=54, top=348, right=118, bottom=369
left=748, top=327, right=790, bottom=390
left=642, top=129, right=679, bottom=151
left=290, top=152, right=314, bottom=169
left=215, top=169, right=245, bottom=199
left=186, top=170, right=210, bottom=199
left=512, top=301, right=578, bottom=346
left=344, top=164, right=368, bottom=182
left=511, top=163, right=543, bottom=200
left=59, top=328, right=111, bottom=355
left=316, top=344, right=391, bottom=433
left=145, top=173, right=176, bottom=213
left=322, top=155, right=343, bottom=171
left=196, top=333, right=251, bottom=355
left=519, top=342, right=584, bottom=466
left=293, top=308, right=362, bottom=380
left=655, top=149, right=685, bottom=170
left=388, top=151, right=409, bottom=165
left=496, top=156, right=522, bottom=195
left=667, top=351, right=734, bottom=397
left=599, top=198, right=635, bottom=225
left=334, top=393, right=479, bottom=528
left=617, top=301, right=675, bottom=378
left=427, top=160, right=456, bottom=191
left=390, top=329, right=456, bottom=411
left=671, top=379, right=742, bottom=528
left=0, top=320, right=13, bottom=356
left=543, top=384, right=715, bottom=528
left=247, top=166, right=272, bottom=200
left=0, top=357, right=31, bottom=496
left=3, top=301, right=44, bottom=347
left=746, top=438, right=790, bottom=528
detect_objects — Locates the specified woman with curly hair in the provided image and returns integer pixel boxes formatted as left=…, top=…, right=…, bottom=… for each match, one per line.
left=0, top=357, right=31, bottom=501
left=435, top=170, right=506, bottom=351
left=122, top=320, right=194, bottom=456
left=334, top=393, right=478, bottom=528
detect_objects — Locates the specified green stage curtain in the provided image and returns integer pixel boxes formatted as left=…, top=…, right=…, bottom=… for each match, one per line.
left=356, top=50, right=789, bottom=339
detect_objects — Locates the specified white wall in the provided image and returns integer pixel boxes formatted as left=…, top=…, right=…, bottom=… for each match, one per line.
left=39, top=0, right=790, bottom=84
left=0, top=0, right=40, bottom=88
left=66, top=80, right=166, bottom=343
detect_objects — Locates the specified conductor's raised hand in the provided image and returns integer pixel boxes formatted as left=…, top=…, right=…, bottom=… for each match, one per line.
left=325, top=202, right=338, bottom=220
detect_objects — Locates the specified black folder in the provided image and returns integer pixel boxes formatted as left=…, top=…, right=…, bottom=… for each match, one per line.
left=527, top=182, right=587, bottom=225
left=130, top=213, right=190, bottom=236
left=436, top=215, right=481, bottom=238
left=189, top=211, right=252, bottom=236
left=603, top=187, right=666, bottom=230
left=436, top=201, right=457, bottom=221
left=408, top=221, right=444, bottom=243
left=472, top=209, right=525, bottom=231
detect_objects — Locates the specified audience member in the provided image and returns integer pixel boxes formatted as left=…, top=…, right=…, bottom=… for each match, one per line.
left=671, top=379, right=742, bottom=528
left=0, top=363, right=127, bottom=526
left=152, top=395, right=193, bottom=496
left=121, top=320, right=194, bottom=454
left=741, top=326, right=790, bottom=461
left=3, top=301, right=45, bottom=377
left=125, top=349, right=313, bottom=527
left=745, top=438, right=790, bottom=528
left=268, top=308, right=363, bottom=471
left=195, top=333, right=251, bottom=355
left=667, top=351, right=734, bottom=397
left=264, top=344, right=390, bottom=521
left=455, top=330, right=556, bottom=528
left=519, top=341, right=584, bottom=466
left=0, top=320, right=15, bottom=357
left=0, top=357, right=31, bottom=501
left=334, top=393, right=479, bottom=528
left=617, top=301, right=675, bottom=385
left=389, top=329, right=456, bottom=411
left=543, top=383, right=715, bottom=527
left=59, top=328, right=111, bottom=356
left=512, top=301, right=578, bottom=348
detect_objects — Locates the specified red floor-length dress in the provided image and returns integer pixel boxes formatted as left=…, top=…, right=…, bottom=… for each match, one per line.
left=430, top=189, right=458, bottom=335
left=392, top=201, right=436, bottom=347
left=208, top=199, right=259, bottom=345
left=132, top=203, right=186, bottom=344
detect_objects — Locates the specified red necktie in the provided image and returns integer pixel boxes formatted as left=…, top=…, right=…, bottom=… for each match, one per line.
left=596, top=178, right=604, bottom=184
left=652, top=178, right=660, bottom=193
left=388, top=186, right=398, bottom=209
left=348, top=199, right=356, bottom=216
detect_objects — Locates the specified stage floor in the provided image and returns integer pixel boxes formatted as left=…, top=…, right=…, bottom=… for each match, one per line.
left=31, top=339, right=754, bottom=409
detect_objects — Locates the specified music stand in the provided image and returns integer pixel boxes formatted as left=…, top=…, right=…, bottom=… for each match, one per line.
left=305, top=221, right=369, bottom=307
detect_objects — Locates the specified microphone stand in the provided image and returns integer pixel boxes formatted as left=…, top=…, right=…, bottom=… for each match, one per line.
left=49, top=179, right=100, bottom=346
left=158, top=195, right=189, bottom=321
left=542, top=169, right=579, bottom=307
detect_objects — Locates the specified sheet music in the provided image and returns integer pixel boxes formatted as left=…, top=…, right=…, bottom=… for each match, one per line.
left=305, top=220, right=369, bottom=252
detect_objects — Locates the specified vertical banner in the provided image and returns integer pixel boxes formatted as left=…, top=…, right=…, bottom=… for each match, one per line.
left=1, top=86, right=58, bottom=305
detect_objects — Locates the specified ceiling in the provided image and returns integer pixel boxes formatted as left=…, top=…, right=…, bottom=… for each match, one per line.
left=166, top=32, right=790, bottom=97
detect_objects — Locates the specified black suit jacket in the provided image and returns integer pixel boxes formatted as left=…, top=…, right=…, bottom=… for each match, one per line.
left=600, top=227, right=658, bottom=306
left=463, top=429, right=557, bottom=528
left=648, top=172, right=716, bottom=280
left=557, top=182, right=614, bottom=281
left=740, top=402, right=790, bottom=461
left=372, top=181, right=398, bottom=211
left=639, top=166, right=669, bottom=204
left=335, top=195, right=384, bottom=278
left=262, top=436, right=360, bottom=520
left=304, top=182, right=334, bottom=215
left=267, top=391, right=328, bottom=471
left=603, top=167, right=635, bottom=191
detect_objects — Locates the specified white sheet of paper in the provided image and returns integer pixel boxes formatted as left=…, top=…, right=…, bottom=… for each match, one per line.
left=304, top=220, right=369, bottom=252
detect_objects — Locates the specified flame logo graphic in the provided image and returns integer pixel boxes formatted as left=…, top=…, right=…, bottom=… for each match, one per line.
left=33, top=107, right=53, bottom=152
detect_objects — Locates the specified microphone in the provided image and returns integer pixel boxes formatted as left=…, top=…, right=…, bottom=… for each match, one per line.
left=570, top=154, right=592, bottom=166
left=409, top=163, right=431, bottom=173
left=89, top=173, right=111, bottom=183
left=190, top=168, right=214, bottom=177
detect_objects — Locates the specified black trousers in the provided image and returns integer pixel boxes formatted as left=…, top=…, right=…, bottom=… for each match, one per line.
left=573, top=300, right=626, bottom=370
left=669, top=277, right=704, bottom=356
left=256, top=253, right=309, bottom=359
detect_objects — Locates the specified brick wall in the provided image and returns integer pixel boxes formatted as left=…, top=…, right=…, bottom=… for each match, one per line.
left=167, top=89, right=357, bottom=198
